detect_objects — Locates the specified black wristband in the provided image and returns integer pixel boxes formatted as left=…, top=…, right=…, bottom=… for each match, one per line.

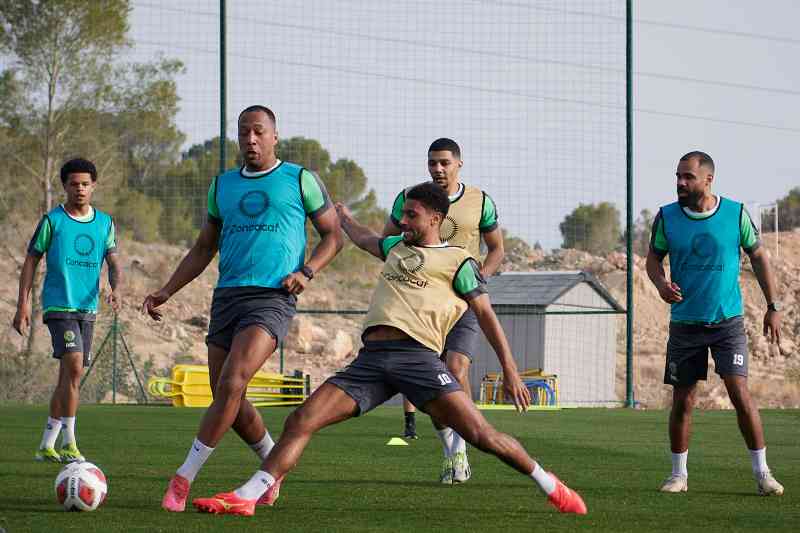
left=300, top=265, right=314, bottom=280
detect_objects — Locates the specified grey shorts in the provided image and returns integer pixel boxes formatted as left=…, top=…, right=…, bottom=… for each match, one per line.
left=326, top=339, right=462, bottom=415
left=45, top=318, right=95, bottom=367
left=443, top=308, right=480, bottom=361
left=206, top=286, right=297, bottom=351
left=664, top=316, right=749, bottom=386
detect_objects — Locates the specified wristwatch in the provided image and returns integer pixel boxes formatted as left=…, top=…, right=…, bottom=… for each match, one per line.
left=767, top=302, right=782, bottom=312
left=300, top=265, right=315, bottom=280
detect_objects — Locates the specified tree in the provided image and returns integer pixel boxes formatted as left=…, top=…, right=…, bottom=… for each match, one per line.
left=150, top=137, right=239, bottom=243
left=277, top=137, right=386, bottom=225
left=0, top=0, right=130, bottom=212
left=559, top=202, right=622, bottom=255
left=762, top=187, right=800, bottom=232
left=0, top=1, right=184, bottom=216
left=623, top=208, right=654, bottom=257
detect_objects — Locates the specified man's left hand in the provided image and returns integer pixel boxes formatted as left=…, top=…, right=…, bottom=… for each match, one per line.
left=763, top=310, right=781, bottom=344
left=282, top=271, right=309, bottom=295
left=107, top=290, right=121, bottom=313
left=501, top=368, right=531, bottom=413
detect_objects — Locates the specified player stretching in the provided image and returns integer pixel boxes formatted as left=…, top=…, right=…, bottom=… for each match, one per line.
left=647, top=151, right=784, bottom=496
left=143, top=105, right=342, bottom=512
left=386, top=138, right=503, bottom=484
left=191, top=182, right=586, bottom=516
left=14, top=158, right=122, bottom=464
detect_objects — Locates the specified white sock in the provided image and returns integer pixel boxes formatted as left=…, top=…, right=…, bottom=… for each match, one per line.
left=40, top=417, right=62, bottom=449
left=249, top=430, right=275, bottom=461
left=436, top=428, right=455, bottom=458
left=530, top=463, right=556, bottom=495
left=451, top=431, right=467, bottom=455
left=749, top=447, right=769, bottom=476
left=671, top=450, right=688, bottom=477
left=61, top=416, right=77, bottom=446
left=235, top=470, right=275, bottom=500
left=176, top=438, right=215, bottom=483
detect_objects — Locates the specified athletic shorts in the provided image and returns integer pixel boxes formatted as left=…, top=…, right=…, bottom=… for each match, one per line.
left=45, top=318, right=95, bottom=367
left=326, top=339, right=462, bottom=415
left=443, top=308, right=480, bottom=362
left=664, top=315, right=749, bottom=386
left=206, top=287, right=297, bottom=351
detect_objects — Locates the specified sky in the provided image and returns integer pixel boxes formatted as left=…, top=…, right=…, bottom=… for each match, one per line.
left=126, top=1, right=800, bottom=249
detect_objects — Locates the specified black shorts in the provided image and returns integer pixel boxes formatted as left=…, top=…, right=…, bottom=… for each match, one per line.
left=45, top=318, right=95, bottom=367
left=443, top=308, right=480, bottom=361
left=664, top=316, right=749, bottom=386
left=326, top=339, right=462, bottom=415
left=206, top=286, right=297, bottom=351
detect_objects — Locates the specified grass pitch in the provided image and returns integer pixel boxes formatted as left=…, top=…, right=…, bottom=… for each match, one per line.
left=1, top=405, right=797, bottom=532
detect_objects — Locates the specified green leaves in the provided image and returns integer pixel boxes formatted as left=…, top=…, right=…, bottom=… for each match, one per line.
left=559, top=202, right=622, bottom=255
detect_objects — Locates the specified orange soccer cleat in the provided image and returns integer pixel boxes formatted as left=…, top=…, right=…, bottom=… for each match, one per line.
left=193, top=492, right=257, bottom=516
left=162, top=474, right=190, bottom=512
left=547, top=473, right=588, bottom=515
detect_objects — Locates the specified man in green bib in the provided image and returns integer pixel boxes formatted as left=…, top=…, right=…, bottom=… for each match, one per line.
left=385, top=138, right=503, bottom=484
left=144, top=105, right=343, bottom=512
left=191, top=182, right=586, bottom=516
left=14, top=158, right=122, bottom=464
left=646, top=151, right=783, bottom=496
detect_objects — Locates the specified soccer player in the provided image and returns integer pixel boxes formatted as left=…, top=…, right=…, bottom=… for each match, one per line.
left=13, top=158, right=121, bottom=464
left=646, top=151, right=784, bottom=496
left=384, top=138, right=503, bottom=484
left=143, top=105, right=342, bottom=512
left=191, top=182, right=586, bottom=516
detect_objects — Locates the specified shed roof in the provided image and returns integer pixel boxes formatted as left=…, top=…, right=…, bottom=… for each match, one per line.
left=486, top=271, right=624, bottom=311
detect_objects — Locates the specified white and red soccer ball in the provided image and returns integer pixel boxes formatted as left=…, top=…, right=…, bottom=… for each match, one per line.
left=54, top=462, right=108, bottom=512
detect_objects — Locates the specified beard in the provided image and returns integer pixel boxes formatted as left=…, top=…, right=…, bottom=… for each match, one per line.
left=677, top=189, right=702, bottom=207
left=402, top=230, right=420, bottom=245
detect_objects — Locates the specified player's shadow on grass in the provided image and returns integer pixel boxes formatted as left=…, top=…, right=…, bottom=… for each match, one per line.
left=685, top=489, right=765, bottom=497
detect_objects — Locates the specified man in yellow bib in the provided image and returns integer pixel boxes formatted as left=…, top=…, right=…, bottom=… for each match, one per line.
left=191, top=182, right=586, bottom=516
left=384, top=138, right=503, bottom=483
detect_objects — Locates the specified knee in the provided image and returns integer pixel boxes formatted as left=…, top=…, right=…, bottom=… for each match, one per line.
left=215, top=373, right=248, bottom=399
left=61, top=364, right=82, bottom=388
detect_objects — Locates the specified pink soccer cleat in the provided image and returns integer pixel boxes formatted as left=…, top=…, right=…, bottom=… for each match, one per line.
left=193, top=492, right=256, bottom=516
left=547, top=473, right=587, bottom=515
left=162, top=474, right=191, bottom=512
left=257, top=475, right=284, bottom=506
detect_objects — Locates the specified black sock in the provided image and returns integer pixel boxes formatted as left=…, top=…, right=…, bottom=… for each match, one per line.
left=404, top=412, right=415, bottom=424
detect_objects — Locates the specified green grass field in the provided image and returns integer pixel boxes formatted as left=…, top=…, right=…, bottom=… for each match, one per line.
left=1, top=405, right=797, bottom=532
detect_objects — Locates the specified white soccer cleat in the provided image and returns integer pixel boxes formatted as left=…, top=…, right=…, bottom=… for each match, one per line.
left=439, top=457, right=454, bottom=485
left=659, top=475, right=688, bottom=493
left=757, top=471, right=784, bottom=496
left=452, top=451, right=471, bottom=483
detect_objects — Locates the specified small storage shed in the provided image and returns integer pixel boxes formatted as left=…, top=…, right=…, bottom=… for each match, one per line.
left=471, top=271, right=623, bottom=407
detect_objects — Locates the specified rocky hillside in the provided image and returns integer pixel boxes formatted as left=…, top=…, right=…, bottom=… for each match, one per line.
left=2, top=228, right=798, bottom=408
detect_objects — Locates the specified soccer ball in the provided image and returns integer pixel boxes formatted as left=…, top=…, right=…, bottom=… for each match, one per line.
left=54, top=462, right=108, bottom=511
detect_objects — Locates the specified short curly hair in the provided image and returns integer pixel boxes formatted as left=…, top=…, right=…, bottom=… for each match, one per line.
left=405, top=182, right=450, bottom=218
left=60, top=158, right=97, bottom=184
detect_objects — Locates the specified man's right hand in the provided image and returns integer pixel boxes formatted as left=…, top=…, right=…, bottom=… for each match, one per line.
left=141, top=289, right=170, bottom=321
left=656, top=280, right=683, bottom=304
left=12, top=306, right=30, bottom=335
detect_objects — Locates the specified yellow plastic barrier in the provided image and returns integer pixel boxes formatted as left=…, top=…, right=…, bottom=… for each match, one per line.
left=147, top=364, right=309, bottom=408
